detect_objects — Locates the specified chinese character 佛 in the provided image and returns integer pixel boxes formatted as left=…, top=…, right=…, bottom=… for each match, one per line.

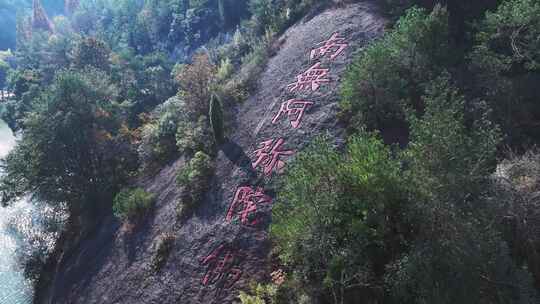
left=272, top=99, right=314, bottom=129
left=226, top=186, right=272, bottom=226
left=310, top=32, right=348, bottom=61
left=200, top=244, right=242, bottom=290
left=252, top=138, right=294, bottom=176
left=288, top=62, right=330, bottom=92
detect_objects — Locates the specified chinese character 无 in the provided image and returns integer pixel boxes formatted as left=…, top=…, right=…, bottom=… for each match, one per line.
left=288, top=62, right=330, bottom=92
left=201, top=244, right=242, bottom=289
left=272, top=99, right=314, bottom=129
left=310, top=32, right=348, bottom=61
left=226, top=186, right=272, bottom=226
left=252, top=138, right=295, bottom=176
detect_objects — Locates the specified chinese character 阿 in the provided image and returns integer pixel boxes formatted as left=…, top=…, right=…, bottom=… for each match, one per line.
left=252, top=138, right=294, bottom=176
left=288, top=62, right=330, bottom=92
left=272, top=99, right=314, bottom=129
left=226, top=186, right=272, bottom=226
left=201, top=244, right=242, bottom=289
left=310, top=32, right=348, bottom=61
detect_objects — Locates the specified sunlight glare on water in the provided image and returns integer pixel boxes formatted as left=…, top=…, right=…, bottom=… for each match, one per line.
left=0, top=119, right=53, bottom=304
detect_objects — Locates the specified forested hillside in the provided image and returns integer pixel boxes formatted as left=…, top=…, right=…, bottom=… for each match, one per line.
left=1, top=0, right=540, bottom=303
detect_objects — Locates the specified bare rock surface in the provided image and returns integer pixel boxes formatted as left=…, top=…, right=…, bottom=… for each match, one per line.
left=40, top=3, right=386, bottom=303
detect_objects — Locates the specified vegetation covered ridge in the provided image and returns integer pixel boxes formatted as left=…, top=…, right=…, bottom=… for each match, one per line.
left=0, top=0, right=540, bottom=304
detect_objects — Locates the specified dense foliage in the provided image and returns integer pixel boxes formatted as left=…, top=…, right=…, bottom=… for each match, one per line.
left=176, top=151, right=214, bottom=220
left=1, top=0, right=325, bottom=216
left=1, top=70, right=137, bottom=218
left=2, top=0, right=540, bottom=303
left=265, top=1, right=540, bottom=303
left=340, top=6, right=451, bottom=144
left=271, top=132, right=410, bottom=303
left=0, top=0, right=322, bottom=287
left=470, top=0, right=540, bottom=146
left=271, top=75, right=536, bottom=303
left=112, top=187, right=155, bottom=221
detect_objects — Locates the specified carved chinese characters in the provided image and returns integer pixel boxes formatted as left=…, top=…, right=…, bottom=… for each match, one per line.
left=272, top=99, right=314, bottom=129
left=199, top=32, right=349, bottom=294
left=288, top=62, right=330, bottom=92
left=252, top=138, right=295, bottom=176
left=226, top=186, right=272, bottom=226
left=310, top=32, right=348, bottom=61
left=201, top=244, right=243, bottom=289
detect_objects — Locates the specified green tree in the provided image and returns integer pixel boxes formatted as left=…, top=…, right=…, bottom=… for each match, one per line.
left=176, top=115, right=214, bottom=156
left=113, top=187, right=155, bottom=221
left=0, top=70, right=137, bottom=222
left=339, top=6, right=452, bottom=144
left=403, top=73, right=501, bottom=203
left=271, top=132, right=410, bottom=303
left=385, top=75, right=532, bottom=304
left=174, top=53, right=216, bottom=117
left=470, top=0, right=540, bottom=146
left=176, top=150, right=214, bottom=219
left=71, top=37, right=111, bottom=70
left=209, top=94, right=224, bottom=144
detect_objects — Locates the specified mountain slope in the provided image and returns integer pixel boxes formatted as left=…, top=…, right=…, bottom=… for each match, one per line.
left=36, top=3, right=387, bottom=303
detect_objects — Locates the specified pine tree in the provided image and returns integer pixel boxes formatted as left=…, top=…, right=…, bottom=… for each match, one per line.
left=209, top=94, right=224, bottom=144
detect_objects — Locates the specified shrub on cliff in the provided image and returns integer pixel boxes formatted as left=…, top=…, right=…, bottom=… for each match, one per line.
left=151, top=232, right=176, bottom=273
left=138, top=96, right=184, bottom=170
left=176, top=151, right=214, bottom=220
left=176, top=115, right=215, bottom=156
left=113, top=188, right=155, bottom=221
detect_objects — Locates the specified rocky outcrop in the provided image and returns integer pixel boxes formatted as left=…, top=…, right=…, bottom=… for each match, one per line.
left=37, top=3, right=386, bottom=304
left=32, top=0, right=53, bottom=33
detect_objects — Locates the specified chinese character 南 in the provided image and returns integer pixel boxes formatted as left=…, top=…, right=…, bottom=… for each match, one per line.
left=226, top=186, right=272, bottom=226
left=200, top=244, right=242, bottom=289
left=272, top=99, right=314, bottom=129
left=252, top=138, right=294, bottom=176
left=288, top=62, right=330, bottom=92
left=310, top=32, right=348, bottom=61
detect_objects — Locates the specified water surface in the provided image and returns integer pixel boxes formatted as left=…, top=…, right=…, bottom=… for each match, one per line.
left=0, top=120, right=62, bottom=304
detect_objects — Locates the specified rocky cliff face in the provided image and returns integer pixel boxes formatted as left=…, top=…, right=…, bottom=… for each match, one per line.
left=38, top=3, right=386, bottom=303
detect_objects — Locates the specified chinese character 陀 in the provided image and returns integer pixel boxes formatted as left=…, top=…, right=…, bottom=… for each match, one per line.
left=226, top=186, right=272, bottom=226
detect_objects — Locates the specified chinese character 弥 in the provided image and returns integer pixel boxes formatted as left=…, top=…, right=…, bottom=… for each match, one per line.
left=288, top=62, right=330, bottom=92
left=201, top=244, right=242, bottom=289
left=310, top=32, right=348, bottom=61
left=272, top=99, right=314, bottom=129
left=226, top=186, right=272, bottom=226
left=252, top=138, right=294, bottom=176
